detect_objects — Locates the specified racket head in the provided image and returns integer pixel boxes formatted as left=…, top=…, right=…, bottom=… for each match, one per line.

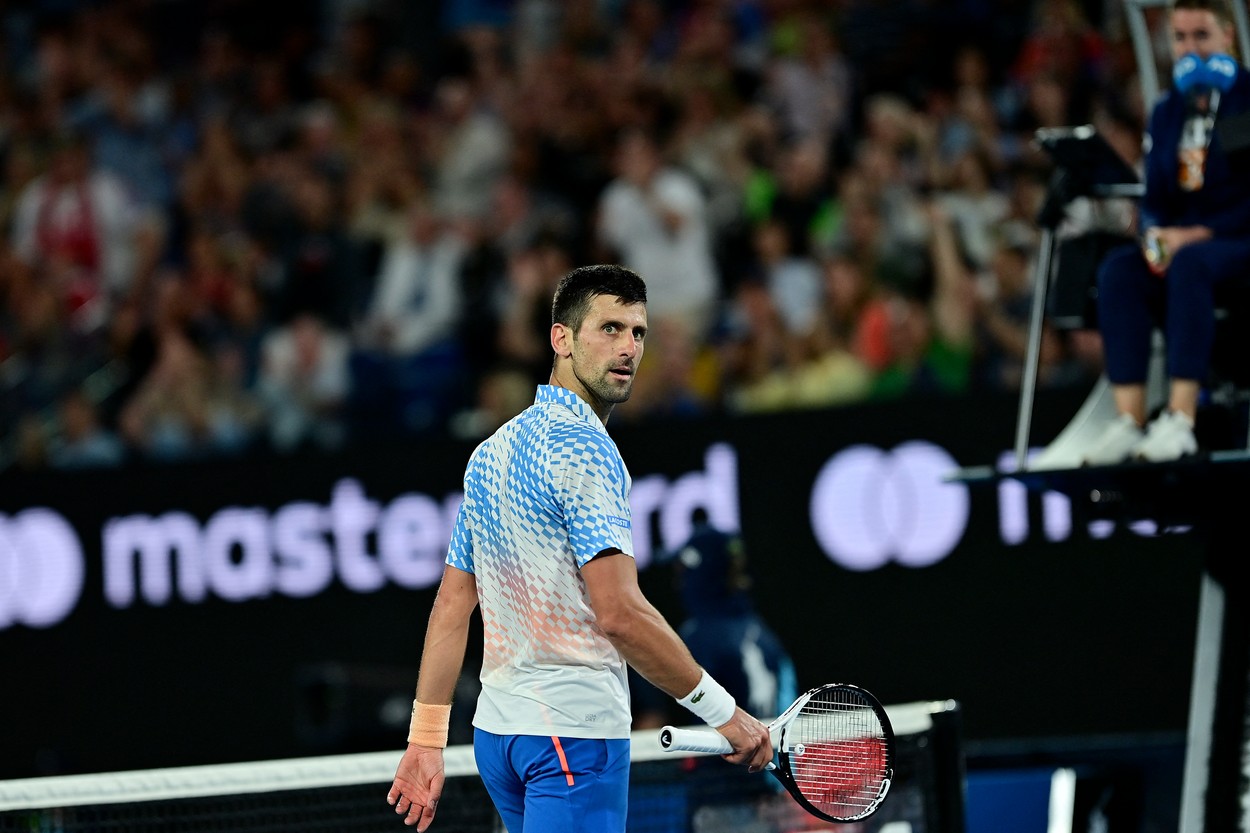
left=773, top=683, right=895, bottom=823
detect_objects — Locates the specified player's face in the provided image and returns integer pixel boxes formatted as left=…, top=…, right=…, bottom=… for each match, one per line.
left=1171, top=8, right=1232, bottom=60
left=570, top=294, right=647, bottom=409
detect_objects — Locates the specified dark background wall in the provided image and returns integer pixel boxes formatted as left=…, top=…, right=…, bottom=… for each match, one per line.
left=0, top=388, right=1203, bottom=779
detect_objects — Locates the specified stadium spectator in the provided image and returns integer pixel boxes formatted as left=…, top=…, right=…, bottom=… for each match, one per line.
left=749, top=216, right=822, bottom=338
left=272, top=167, right=358, bottom=329
left=426, top=72, right=510, bottom=222
left=973, top=230, right=1057, bottom=390
left=597, top=126, right=721, bottom=340
left=349, top=199, right=468, bottom=436
left=933, top=148, right=1012, bottom=271
left=0, top=0, right=1149, bottom=472
left=256, top=311, right=350, bottom=453
left=490, top=240, right=559, bottom=377
left=1010, top=0, right=1108, bottom=124
left=75, top=60, right=176, bottom=215
left=3, top=279, right=97, bottom=423
left=827, top=168, right=889, bottom=281
left=870, top=202, right=977, bottom=399
left=354, top=200, right=465, bottom=361
left=231, top=58, right=301, bottom=159
left=10, top=412, right=50, bottom=471
left=718, top=278, right=810, bottom=413
left=449, top=362, right=535, bottom=441
left=178, top=115, right=253, bottom=241
left=666, top=81, right=752, bottom=251
left=486, top=172, right=578, bottom=260
left=744, top=137, right=836, bottom=263
left=10, top=130, right=145, bottom=334
left=203, top=338, right=265, bottom=455
left=762, top=8, right=853, bottom=150
left=117, top=326, right=214, bottom=461
left=47, top=386, right=125, bottom=469
left=812, top=251, right=890, bottom=373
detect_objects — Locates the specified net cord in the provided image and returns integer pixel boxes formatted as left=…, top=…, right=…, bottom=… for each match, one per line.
left=0, top=700, right=947, bottom=812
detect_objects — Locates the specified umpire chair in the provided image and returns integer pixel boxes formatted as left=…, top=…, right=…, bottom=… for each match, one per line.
left=1018, top=0, right=1250, bottom=472
left=1004, top=4, right=1250, bottom=833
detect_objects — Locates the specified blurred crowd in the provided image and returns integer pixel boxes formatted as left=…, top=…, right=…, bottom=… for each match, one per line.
left=0, top=0, right=1152, bottom=472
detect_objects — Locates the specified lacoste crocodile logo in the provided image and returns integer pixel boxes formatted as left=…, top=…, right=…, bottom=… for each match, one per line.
left=691, top=690, right=705, bottom=704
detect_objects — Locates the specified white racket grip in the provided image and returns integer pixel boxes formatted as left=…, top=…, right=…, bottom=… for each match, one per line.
left=658, top=725, right=732, bottom=755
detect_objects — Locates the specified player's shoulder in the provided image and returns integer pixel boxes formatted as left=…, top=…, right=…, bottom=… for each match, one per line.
left=547, top=411, right=617, bottom=454
left=528, top=414, right=620, bottom=481
left=465, top=405, right=537, bottom=464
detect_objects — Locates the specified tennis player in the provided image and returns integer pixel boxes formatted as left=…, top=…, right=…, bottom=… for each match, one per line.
left=387, top=264, right=772, bottom=832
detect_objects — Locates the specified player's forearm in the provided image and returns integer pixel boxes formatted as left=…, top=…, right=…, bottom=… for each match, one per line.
left=414, top=569, right=478, bottom=705
left=414, top=604, right=472, bottom=705
left=600, top=602, right=702, bottom=699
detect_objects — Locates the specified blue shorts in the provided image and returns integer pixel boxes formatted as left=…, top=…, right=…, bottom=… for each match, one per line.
left=473, top=729, right=631, bottom=833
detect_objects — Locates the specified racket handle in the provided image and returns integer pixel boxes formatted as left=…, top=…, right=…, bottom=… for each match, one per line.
left=658, top=725, right=733, bottom=755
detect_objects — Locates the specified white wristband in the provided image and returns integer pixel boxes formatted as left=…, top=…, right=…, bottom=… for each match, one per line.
left=676, top=669, right=736, bottom=728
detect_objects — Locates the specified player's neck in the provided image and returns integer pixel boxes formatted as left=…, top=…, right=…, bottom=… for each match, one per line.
left=549, top=367, right=614, bottom=423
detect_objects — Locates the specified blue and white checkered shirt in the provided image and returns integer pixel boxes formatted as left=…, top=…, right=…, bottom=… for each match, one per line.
left=448, top=385, right=635, bottom=738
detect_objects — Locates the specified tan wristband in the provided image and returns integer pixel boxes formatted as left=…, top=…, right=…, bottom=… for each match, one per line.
left=408, top=700, right=451, bottom=748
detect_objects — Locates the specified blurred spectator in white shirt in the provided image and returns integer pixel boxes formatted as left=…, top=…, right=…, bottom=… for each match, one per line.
left=934, top=148, right=1011, bottom=271
left=348, top=197, right=469, bottom=435
left=427, top=74, right=510, bottom=221
left=257, top=312, right=350, bottom=453
left=598, top=127, right=721, bottom=339
left=750, top=218, right=822, bottom=337
left=355, top=201, right=465, bottom=359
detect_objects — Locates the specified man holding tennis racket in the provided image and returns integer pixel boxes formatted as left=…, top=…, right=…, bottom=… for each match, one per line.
left=387, top=264, right=772, bottom=832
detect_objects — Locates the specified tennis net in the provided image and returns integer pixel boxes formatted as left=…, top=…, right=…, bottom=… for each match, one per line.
left=0, top=701, right=962, bottom=833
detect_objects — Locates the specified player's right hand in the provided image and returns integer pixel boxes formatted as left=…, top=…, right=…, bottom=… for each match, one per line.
left=715, top=706, right=773, bottom=772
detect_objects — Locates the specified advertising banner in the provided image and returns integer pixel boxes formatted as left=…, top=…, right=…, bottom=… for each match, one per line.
left=0, top=390, right=1202, bottom=778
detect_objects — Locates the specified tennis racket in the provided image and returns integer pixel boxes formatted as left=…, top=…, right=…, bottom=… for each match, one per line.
left=659, top=683, right=894, bottom=823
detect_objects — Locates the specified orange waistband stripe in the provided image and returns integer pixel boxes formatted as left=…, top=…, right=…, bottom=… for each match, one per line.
left=550, top=736, right=575, bottom=786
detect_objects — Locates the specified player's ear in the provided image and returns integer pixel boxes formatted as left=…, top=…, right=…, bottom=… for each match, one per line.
left=551, top=322, right=573, bottom=358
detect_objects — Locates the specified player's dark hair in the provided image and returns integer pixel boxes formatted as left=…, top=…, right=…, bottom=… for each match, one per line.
left=551, top=264, right=648, bottom=332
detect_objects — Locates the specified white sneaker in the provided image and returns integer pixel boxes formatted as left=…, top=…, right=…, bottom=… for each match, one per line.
left=1132, top=410, right=1198, bottom=462
left=1081, top=414, right=1145, bottom=466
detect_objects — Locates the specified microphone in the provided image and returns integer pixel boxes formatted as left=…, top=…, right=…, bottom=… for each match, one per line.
left=1205, top=53, right=1238, bottom=93
left=1174, top=51, right=1238, bottom=100
left=1173, top=52, right=1204, bottom=93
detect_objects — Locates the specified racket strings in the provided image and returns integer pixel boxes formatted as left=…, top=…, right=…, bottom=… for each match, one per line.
left=785, top=688, right=890, bottom=819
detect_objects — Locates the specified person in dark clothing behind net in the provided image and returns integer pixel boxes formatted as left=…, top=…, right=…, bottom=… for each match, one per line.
left=631, top=522, right=797, bottom=833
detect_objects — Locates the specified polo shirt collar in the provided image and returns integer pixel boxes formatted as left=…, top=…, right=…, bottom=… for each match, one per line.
left=535, top=385, right=607, bottom=432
